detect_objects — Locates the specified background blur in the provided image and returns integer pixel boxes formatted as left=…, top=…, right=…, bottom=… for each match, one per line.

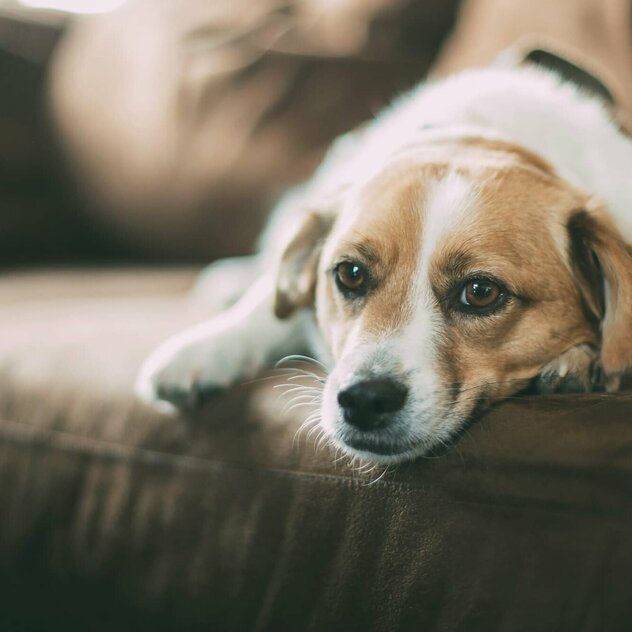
left=0, top=0, right=461, bottom=267
left=1, top=0, right=631, bottom=269
left=1, top=4, right=632, bottom=632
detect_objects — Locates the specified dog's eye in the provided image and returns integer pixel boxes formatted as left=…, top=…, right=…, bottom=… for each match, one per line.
left=459, top=278, right=503, bottom=310
left=335, top=261, right=367, bottom=296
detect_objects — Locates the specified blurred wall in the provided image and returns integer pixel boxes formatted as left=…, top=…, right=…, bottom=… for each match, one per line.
left=49, top=0, right=460, bottom=262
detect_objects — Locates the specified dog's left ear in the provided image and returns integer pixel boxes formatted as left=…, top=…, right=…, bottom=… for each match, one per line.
left=274, top=212, right=334, bottom=319
left=568, top=208, right=632, bottom=388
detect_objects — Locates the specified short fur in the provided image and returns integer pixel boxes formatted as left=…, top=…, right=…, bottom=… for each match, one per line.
left=136, top=59, right=632, bottom=463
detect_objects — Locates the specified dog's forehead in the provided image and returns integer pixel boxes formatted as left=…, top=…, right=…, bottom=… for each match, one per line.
left=332, top=161, right=429, bottom=241
left=319, top=154, right=585, bottom=341
left=425, top=163, right=586, bottom=278
left=327, top=155, right=580, bottom=266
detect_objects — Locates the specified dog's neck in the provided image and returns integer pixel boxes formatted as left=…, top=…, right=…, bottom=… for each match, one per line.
left=372, top=66, right=632, bottom=242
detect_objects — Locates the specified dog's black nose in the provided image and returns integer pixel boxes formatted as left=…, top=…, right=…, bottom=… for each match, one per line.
left=337, top=379, right=408, bottom=431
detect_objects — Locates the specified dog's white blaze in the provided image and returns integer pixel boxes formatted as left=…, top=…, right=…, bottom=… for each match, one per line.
left=396, top=175, right=478, bottom=421
left=420, top=174, right=477, bottom=264
left=325, top=175, right=481, bottom=456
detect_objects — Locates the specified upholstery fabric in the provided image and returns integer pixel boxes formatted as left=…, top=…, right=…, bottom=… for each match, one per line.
left=0, top=270, right=630, bottom=631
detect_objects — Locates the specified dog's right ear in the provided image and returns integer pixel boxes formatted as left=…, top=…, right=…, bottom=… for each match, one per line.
left=274, top=212, right=334, bottom=319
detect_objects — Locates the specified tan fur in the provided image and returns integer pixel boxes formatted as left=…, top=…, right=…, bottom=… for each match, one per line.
left=425, top=135, right=557, bottom=178
left=424, top=161, right=601, bottom=416
left=327, top=163, right=426, bottom=336
left=313, top=162, right=442, bottom=358
left=309, top=141, right=617, bottom=422
left=570, top=205, right=632, bottom=378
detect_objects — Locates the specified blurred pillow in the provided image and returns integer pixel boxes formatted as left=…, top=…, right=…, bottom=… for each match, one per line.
left=49, top=0, right=458, bottom=261
left=0, top=16, right=129, bottom=265
left=434, top=0, right=632, bottom=129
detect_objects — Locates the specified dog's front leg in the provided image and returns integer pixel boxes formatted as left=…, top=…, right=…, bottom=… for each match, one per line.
left=135, top=274, right=312, bottom=411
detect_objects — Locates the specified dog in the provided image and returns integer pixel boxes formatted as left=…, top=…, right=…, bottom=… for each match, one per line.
left=136, top=49, right=632, bottom=464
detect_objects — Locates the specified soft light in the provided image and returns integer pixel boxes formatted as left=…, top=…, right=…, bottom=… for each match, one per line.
left=19, top=0, right=127, bottom=14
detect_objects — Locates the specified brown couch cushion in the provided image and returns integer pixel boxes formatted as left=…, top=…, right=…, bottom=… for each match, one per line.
left=0, top=268, right=631, bottom=631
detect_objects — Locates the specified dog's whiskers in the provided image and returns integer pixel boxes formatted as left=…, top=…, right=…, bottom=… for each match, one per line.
left=281, top=389, right=320, bottom=411
left=274, top=383, right=322, bottom=397
left=356, top=460, right=376, bottom=474
left=240, top=368, right=316, bottom=387
left=273, top=356, right=328, bottom=453
left=292, top=414, right=321, bottom=449
left=365, top=465, right=390, bottom=485
left=276, top=354, right=329, bottom=372
left=283, top=399, right=321, bottom=415
left=285, top=373, right=326, bottom=384
left=316, top=430, right=331, bottom=452
left=306, top=422, right=323, bottom=442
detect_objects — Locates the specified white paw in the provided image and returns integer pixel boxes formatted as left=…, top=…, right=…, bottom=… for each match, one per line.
left=135, top=319, right=259, bottom=412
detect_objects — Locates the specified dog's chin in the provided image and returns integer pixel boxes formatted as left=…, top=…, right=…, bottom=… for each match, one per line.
left=330, top=430, right=434, bottom=465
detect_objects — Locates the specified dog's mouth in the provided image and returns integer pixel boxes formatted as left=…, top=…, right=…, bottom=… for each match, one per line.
left=333, top=422, right=431, bottom=461
left=342, top=434, right=409, bottom=456
left=331, top=395, right=490, bottom=462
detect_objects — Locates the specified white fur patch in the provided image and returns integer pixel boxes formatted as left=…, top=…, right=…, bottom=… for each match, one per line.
left=419, top=173, right=478, bottom=265
left=307, top=65, right=632, bottom=242
left=396, top=175, right=477, bottom=422
left=138, top=58, right=632, bottom=463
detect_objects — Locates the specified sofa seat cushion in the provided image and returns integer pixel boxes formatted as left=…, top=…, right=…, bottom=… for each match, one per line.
left=0, top=268, right=631, bottom=632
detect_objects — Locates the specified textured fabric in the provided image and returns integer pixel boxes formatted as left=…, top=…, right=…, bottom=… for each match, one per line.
left=0, top=269, right=630, bottom=632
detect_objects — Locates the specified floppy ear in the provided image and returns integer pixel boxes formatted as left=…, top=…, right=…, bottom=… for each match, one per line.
left=274, top=212, right=334, bottom=319
left=568, top=209, right=632, bottom=388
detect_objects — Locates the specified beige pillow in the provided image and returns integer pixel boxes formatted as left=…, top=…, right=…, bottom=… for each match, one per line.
left=49, top=0, right=455, bottom=260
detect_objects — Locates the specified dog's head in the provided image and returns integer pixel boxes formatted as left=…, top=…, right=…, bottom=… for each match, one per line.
left=274, top=138, right=632, bottom=462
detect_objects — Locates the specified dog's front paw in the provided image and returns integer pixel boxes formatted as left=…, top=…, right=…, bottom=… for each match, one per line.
left=135, top=343, right=226, bottom=413
left=135, top=324, right=256, bottom=412
left=536, top=344, right=602, bottom=394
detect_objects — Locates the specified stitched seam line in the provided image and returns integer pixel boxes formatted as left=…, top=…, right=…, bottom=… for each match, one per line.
left=0, top=418, right=630, bottom=523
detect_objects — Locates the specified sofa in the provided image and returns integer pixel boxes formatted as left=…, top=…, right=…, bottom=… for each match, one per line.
left=0, top=2, right=631, bottom=631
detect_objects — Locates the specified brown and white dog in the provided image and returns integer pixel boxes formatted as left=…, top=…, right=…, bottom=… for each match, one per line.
left=136, top=52, right=632, bottom=463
